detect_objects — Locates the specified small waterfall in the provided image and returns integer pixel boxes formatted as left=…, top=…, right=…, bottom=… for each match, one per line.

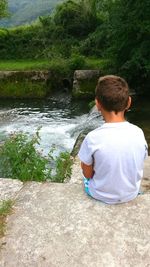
left=70, top=105, right=104, bottom=156
left=69, top=105, right=104, bottom=138
left=0, top=97, right=103, bottom=155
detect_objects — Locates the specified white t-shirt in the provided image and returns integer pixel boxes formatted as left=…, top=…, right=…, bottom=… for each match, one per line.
left=78, top=121, right=148, bottom=204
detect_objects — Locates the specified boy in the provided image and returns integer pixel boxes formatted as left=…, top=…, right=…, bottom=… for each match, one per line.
left=78, top=75, right=148, bottom=204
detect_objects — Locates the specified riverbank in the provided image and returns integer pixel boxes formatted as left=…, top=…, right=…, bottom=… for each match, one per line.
left=0, top=157, right=150, bottom=266
left=0, top=59, right=71, bottom=98
left=0, top=58, right=108, bottom=98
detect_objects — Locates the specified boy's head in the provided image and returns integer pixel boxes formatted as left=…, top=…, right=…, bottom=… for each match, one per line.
left=95, top=75, right=130, bottom=113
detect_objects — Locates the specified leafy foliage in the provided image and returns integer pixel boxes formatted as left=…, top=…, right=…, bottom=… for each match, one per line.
left=50, top=151, right=73, bottom=183
left=0, top=131, right=73, bottom=183
left=0, top=24, right=46, bottom=59
left=0, top=131, right=48, bottom=181
left=108, top=0, right=150, bottom=93
left=54, top=0, right=98, bottom=38
left=68, top=54, right=86, bottom=71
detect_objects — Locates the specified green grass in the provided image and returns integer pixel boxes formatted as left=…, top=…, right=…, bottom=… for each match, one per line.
left=0, top=80, right=47, bottom=98
left=0, top=58, right=109, bottom=71
left=0, top=200, right=13, bottom=238
left=85, top=58, right=110, bottom=70
left=0, top=59, right=72, bottom=80
left=0, top=60, right=54, bottom=71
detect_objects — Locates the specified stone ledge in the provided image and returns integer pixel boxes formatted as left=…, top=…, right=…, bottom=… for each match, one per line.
left=0, top=157, right=149, bottom=202
left=0, top=178, right=23, bottom=201
left=0, top=182, right=150, bottom=266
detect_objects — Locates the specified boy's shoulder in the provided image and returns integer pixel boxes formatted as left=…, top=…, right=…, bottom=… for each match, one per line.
left=125, top=122, right=144, bottom=134
left=86, top=121, right=144, bottom=139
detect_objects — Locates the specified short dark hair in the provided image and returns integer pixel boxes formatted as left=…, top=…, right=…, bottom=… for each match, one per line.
left=95, top=75, right=129, bottom=113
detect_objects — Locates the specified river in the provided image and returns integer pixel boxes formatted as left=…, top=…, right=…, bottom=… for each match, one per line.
left=0, top=94, right=149, bottom=155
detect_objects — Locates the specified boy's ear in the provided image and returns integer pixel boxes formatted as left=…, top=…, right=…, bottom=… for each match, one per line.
left=126, top=96, right=132, bottom=110
left=95, top=98, right=102, bottom=111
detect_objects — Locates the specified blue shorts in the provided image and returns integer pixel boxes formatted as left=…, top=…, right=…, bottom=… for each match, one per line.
left=83, top=177, right=92, bottom=196
left=83, top=178, right=144, bottom=202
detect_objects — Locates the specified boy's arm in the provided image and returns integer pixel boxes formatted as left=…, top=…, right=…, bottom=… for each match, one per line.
left=81, top=162, right=94, bottom=179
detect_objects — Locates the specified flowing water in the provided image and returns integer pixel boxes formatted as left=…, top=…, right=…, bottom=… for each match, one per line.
left=0, top=93, right=103, bottom=155
left=0, top=94, right=149, bottom=155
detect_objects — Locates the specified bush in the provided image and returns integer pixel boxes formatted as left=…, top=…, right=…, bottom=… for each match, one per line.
left=79, top=24, right=110, bottom=57
left=0, top=131, right=73, bottom=183
left=68, top=54, right=86, bottom=71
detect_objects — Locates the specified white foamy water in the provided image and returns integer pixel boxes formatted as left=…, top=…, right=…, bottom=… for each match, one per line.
left=0, top=96, right=103, bottom=154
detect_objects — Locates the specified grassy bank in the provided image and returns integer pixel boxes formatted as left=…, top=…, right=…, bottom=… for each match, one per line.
left=0, top=59, right=64, bottom=71
left=0, top=79, right=47, bottom=98
left=0, top=58, right=108, bottom=71
left=0, top=59, right=69, bottom=98
left=0, top=57, right=109, bottom=98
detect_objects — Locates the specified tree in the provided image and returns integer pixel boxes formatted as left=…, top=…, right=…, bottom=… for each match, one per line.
left=0, top=0, right=8, bottom=19
left=54, top=0, right=98, bottom=38
left=79, top=0, right=114, bottom=56
left=109, top=0, right=150, bottom=93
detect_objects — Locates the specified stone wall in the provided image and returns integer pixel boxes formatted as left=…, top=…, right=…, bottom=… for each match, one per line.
left=0, top=69, right=102, bottom=98
left=72, top=70, right=100, bottom=98
left=0, top=71, right=50, bottom=98
left=0, top=70, right=72, bottom=98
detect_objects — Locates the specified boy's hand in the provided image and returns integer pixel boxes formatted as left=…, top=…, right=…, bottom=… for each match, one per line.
left=81, top=162, right=94, bottom=179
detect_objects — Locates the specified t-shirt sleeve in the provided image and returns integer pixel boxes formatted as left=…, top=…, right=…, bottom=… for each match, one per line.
left=78, top=135, right=93, bottom=165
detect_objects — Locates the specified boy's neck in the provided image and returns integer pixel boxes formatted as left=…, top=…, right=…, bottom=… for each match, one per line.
left=102, top=110, right=126, bottom=123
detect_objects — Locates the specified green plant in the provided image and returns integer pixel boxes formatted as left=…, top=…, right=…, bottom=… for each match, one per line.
left=0, top=80, right=47, bottom=98
left=51, top=151, right=73, bottom=183
left=68, top=54, right=86, bottom=71
left=107, top=0, right=150, bottom=94
left=0, top=131, right=50, bottom=182
left=0, top=200, right=13, bottom=237
left=0, top=131, right=73, bottom=183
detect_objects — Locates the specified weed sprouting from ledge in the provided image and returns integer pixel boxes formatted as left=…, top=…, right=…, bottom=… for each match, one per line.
left=0, top=200, right=13, bottom=238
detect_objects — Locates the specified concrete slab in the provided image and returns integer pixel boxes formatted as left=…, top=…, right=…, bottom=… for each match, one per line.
left=142, top=157, right=150, bottom=192
left=0, top=157, right=149, bottom=266
left=0, top=182, right=150, bottom=267
left=0, top=179, right=23, bottom=201
left=69, top=157, right=82, bottom=184
left=143, top=157, right=150, bottom=178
